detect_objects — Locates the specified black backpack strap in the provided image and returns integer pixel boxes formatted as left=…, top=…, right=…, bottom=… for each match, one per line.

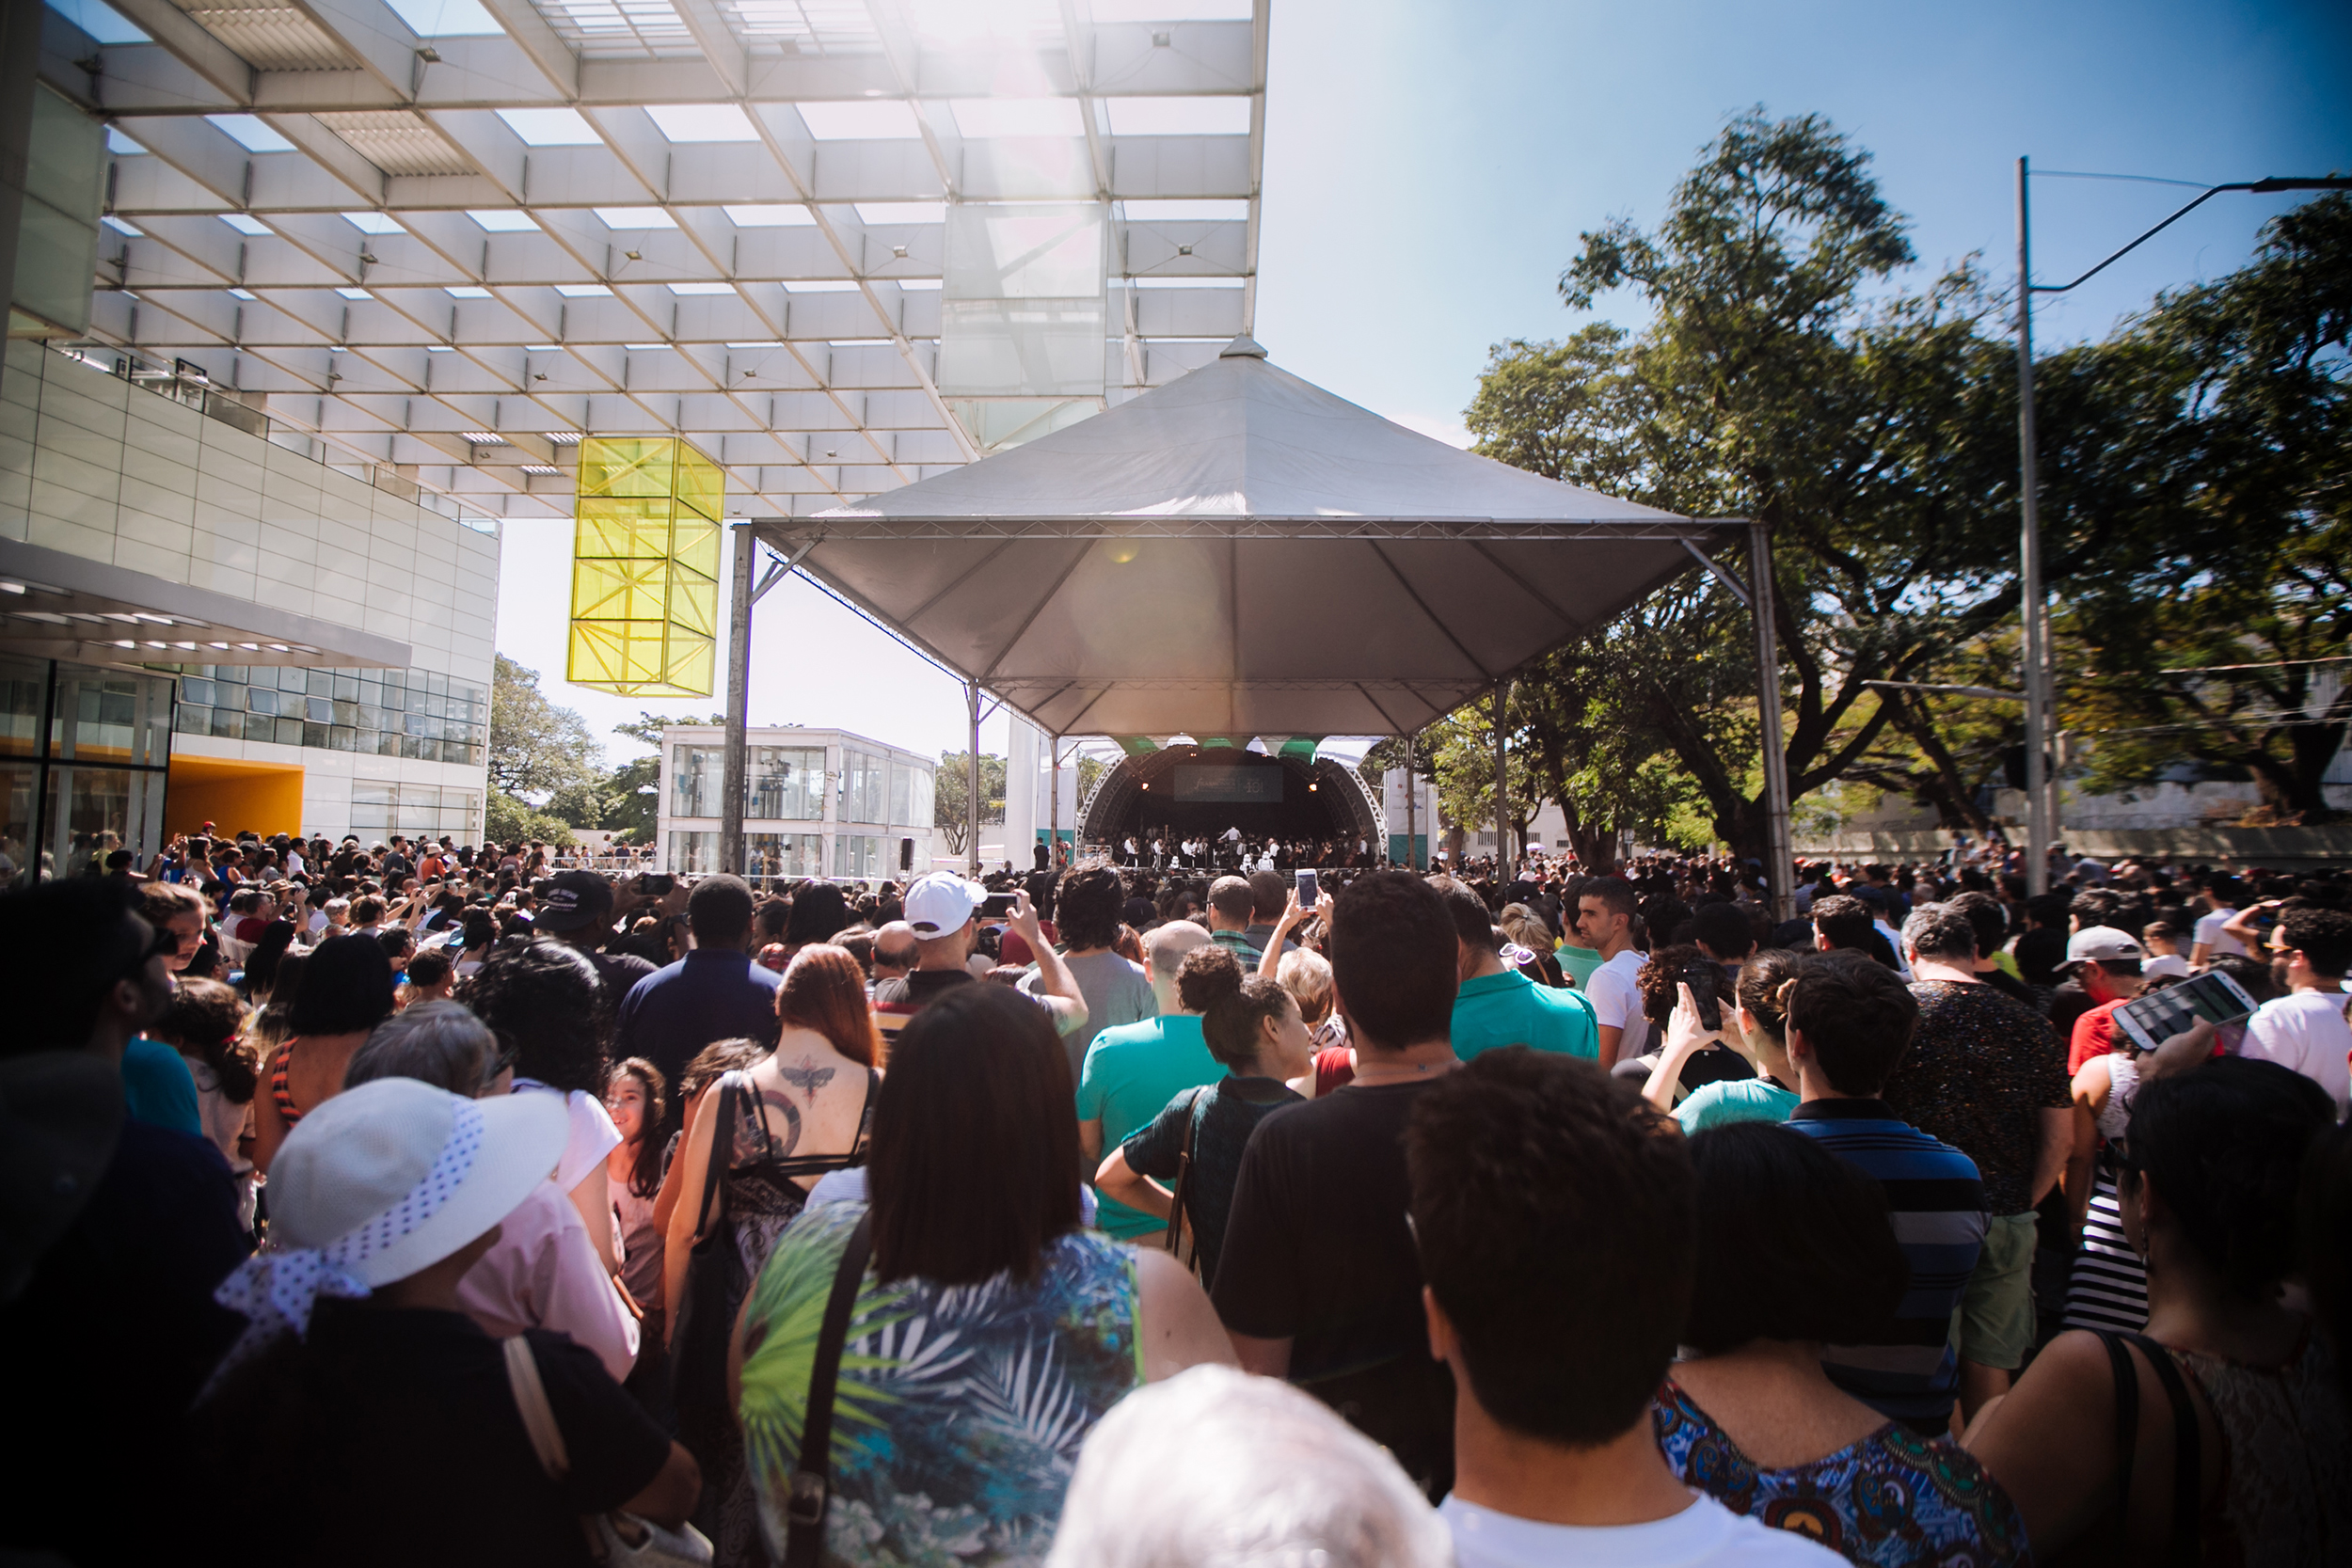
left=2122, top=1333, right=2203, bottom=1566
left=784, top=1209, right=875, bottom=1568
left=2091, top=1330, right=2141, bottom=1523
left=1164, top=1085, right=1206, bottom=1259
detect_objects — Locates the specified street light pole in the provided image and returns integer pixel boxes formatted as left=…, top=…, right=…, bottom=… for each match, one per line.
left=2015, top=158, right=2053, bottom=896
left=2011, top=165, right=2348, bottom=895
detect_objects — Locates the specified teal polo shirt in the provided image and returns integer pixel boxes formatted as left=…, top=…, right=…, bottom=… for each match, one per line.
left=1076, top=1014, right=1222, bottom=1239
left=1555, top=942, right=1605, bottom=989
left=1451, top=968, right=1598, bottom=1062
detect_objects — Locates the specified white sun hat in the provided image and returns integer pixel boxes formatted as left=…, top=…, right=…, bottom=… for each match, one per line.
left=207, top=1077, right=564, bottom=1389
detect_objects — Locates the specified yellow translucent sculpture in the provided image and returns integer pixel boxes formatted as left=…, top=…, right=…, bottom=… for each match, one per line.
left=566, top=436, right=723, bottom=697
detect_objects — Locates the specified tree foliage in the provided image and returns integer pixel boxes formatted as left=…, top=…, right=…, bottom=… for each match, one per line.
left=933, top=751, right=1007, bottom=854
left=488, top=655, right=599, bottom=800
left=2057, top=195, right=2352, bottom=821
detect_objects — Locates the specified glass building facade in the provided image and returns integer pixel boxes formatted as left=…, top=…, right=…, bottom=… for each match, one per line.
left=165, top=664, right=488, bottom=766
left=657, top=727, right=934, bottom=887
left=0, top=655, right=175, bottom=886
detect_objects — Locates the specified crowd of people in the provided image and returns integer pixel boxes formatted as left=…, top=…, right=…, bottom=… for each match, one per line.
left=5, top=825, right=2349, bottom=1568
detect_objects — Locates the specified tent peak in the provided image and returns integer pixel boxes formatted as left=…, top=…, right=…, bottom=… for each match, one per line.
left=1219, top=334, right=1268, bottom=359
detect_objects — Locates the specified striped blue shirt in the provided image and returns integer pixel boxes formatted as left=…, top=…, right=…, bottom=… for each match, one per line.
left=1788, top=1098, right=1987, bottom=1428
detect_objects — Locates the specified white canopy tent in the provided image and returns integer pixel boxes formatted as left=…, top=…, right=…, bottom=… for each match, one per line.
left=752, top=335, right=1735, bottom=735
left=721, top=335, right=1792, bottom=899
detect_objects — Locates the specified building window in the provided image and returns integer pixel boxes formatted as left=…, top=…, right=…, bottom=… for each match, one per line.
left=895, top=762, right=933, bottom=828
left=834, top=832, right=882, bottom=879
left=745, top=832, right=823, bottom=885
left=749, top=747, right=825, bottom=820
left=167, top=664, right=486, bottom=766
left=352, top=780, right=482, bottom=839
left=669, top=830, right=719, bottom=875
left=839, top=749, right=883, bottom=824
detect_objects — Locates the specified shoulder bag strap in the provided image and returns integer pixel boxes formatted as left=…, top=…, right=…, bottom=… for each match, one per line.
left=502, top=1335, right=572, bottom=1482
left=784, top=1209, right=876, bottom=1568
left=690, top=1071, right=739, bottom=1244
left=2122, top=1333, right=2203, bottom=1566
left=2091, top=1329, right=2140, bottom=1523
left=1164, top=1086, right=1203, bottom=1259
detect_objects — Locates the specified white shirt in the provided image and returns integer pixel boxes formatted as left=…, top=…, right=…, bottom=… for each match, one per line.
left=2242, top=990, right=2352, bottom=1119
left=1441, top=1493, right=1841, bottom=1568
left=1583, top=947, right=1651, bottom=1061
left=514, top=1079, right=624, bottom=1192
left=2193, top=908, right=2248, bottom=958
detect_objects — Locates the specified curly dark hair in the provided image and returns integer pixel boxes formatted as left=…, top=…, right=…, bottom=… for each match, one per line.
left=159, top=976, right=261, bottom=1103
left=2127, top=1055, right=2332, bottom=1300
left=1406, top=1050, right=1692, bottom=1447
left=1053, top=861, right=1125, bottom=952
left=1202, top=975, right=1294, bottom=1069
left=1635, top=943, right=1705, bottom=1026
left=1173, top=942, right=1246, bottom=1014
left=458, top=938, right=610, bottom=1095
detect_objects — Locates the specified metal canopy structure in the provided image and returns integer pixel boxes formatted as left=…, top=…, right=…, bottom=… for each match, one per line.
left=754, top=336, right=1740, bottom=738
left=43, top=0, right=1269, bottom=518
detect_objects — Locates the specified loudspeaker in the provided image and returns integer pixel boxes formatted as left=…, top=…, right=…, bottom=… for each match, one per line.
left=899, top=837, right=914, bottom=871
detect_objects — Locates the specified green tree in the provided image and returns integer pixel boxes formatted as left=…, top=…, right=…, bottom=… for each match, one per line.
left=486, top=790, right=579, bottom=847
left=591, top=709, right=726, bottom=842
left=1469, top=110, right=2039, bottom=862
left=489, top=654, right=600, bottom=800
left=933, top=751, right=1007, bottom=855
left=2057, top=195, right=2352, bottom=821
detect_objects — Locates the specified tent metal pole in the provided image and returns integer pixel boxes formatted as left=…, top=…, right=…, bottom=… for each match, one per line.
left=1748, top=519, right=1795, bottom=922
left=1405, top=729, right=1417, bottom=870
left=1048, top=734, right=1059, bottom=867
left=966, top=679, right=982, bottom=879
left=721, top=522, right=755, bottom=879
left=1493, top=677, right=1510, bottom=874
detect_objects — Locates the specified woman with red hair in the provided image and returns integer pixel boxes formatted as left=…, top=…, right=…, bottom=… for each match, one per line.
left=661, top=942, right=880, bottom=1562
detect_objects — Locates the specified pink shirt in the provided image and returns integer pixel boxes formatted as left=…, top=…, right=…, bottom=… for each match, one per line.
left=457, top=1180, right=639, bottom=1383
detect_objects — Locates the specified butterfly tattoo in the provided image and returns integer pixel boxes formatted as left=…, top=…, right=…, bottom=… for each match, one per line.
left=778, top=1056, right=836, bottom=1099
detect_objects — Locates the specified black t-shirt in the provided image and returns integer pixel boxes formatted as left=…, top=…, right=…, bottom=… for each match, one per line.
left=1981, top=965, right=2039, bottom=1009
left=294, top=1306, right=671, bottom=1568
left=1121, top=1075, right=1301, bottom=1291
left=1, top=1118, right=248, bottom=1567
left=872, top=969, right=976, bottom=1007
left=1211, top=1081, right=1454, bottom=1496
left=584, top=945, right=659, bottom=1018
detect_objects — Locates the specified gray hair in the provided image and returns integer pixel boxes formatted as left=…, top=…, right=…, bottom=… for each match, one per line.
left=1044, top=1365, right=1451, bottom=1568
left=343, top=1000, right=501, bottom=1098
left=1901, top=902, right=1980, bottom=965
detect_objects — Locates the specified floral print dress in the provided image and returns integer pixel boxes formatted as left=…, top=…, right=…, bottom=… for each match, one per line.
left=738, top=1201, right=1142, bottom=1567
left=1653, top=1379, right=2029, bottom=1567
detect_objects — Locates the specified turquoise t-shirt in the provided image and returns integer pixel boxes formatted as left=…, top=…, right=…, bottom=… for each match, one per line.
left=123, top=1036, right=201, bottom=1135
left=1672, top=1078, right=1799, bottom=1133
left=1452, top=968, right=1598, bottom=1062
left=1555, top=942, right=1605, bottom=990
left=1076, top=1015, right=1221, bottom=1239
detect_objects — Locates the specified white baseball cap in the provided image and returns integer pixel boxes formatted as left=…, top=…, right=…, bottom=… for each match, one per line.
left=904, top=872, right=986, bottom=936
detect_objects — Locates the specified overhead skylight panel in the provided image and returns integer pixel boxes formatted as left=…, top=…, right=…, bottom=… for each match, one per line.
left=798, top=102, right=923, bottom=141
left=1104, top=97, right=1254, bottom=136
left=496, top=108, right=603, bottom=147
left=949, top=99, right=1085, bottom=138
left=647, top=104, right=759, bottom=143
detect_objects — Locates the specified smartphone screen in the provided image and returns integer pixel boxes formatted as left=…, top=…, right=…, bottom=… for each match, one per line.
left=2115, top=970, right=2258, bottom=1053
left=1295, top=868, right=1319, bottom=909
left=981, top=892, right=1018, bottom=919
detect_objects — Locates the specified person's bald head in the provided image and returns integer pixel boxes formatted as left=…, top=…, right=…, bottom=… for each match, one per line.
left=1142, top=920, right=1212, bottom=1011
left=872, top=920, right=917, bottom=978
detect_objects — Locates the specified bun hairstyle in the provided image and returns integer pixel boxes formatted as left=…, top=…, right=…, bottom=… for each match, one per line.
left=1737, top=949, right=1808, bottom=1042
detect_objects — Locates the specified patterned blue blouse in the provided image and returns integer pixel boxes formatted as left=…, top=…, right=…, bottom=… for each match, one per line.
left=1653, top=1380, right=2030, bottom=1568
left=738, top=1200, right=1143, bottom=1568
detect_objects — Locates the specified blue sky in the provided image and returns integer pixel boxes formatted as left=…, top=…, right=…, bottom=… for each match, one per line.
left=483, top=0, right=2352, bottom=765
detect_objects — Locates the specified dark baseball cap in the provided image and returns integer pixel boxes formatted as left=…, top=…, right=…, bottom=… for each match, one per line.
left=533, top=870, right=612, bottom=933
